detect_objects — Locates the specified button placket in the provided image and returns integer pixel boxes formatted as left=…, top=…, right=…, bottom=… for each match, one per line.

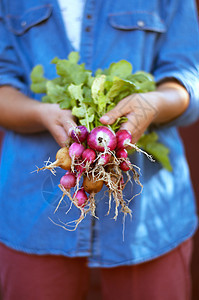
left=80, top=0, right=95, bottom=69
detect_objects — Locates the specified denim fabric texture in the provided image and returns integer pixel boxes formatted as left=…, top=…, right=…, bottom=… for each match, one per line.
left=0, top=0, right=199, bottom=267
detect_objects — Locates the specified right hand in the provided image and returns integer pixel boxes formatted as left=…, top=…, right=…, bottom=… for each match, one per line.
left=38, top=103, right=77, bottom=147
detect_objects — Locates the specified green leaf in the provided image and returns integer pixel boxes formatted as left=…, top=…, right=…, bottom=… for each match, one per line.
left=146, top=142, right=172, bottom=171
left=68, top=51, right=80, bottom=64
left=108, top=60, right=133, bottom=78
left=30, top=65, right=47, bottom=93
left=31, top=82, right=47, bottom=94
left=79, top=114, right=94, bottom=126
left=41, top=95, right=53, bottom=103
left=91, top=75, right=106, bottom=103
left=111, top=117, right=128, bottom=132
left=30, top=65, right=46, bottom=83
left=137, top=132, right=172, bottom=171
left=95, top=68, right=103, bottom=76
left=137, top=132, right=158, bottom=145
left=68, top=83, right=84, bottom=102
left=106, top=78, right=136, bottom=102
left=51, top=57, right=59, bottom=64
left=46, top=81, right=71, bottom=108
left=127, top=71, right=156, bottom=93
left=72, top=106, right=86, bottom=118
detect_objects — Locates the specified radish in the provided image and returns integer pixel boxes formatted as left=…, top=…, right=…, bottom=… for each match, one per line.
left=116, top=130, right=132, bottom=149
left=36, top=147, right=71, bottom=173
left=60, top=172, right=76, bottom=189
left=75, top=160, right=86, bottom=174
left=71, top=125, right=89, bottom=143
left=98, top=153, right=111, bottom=165
left=116, top=148, right=128, bottom=159
left=69, top=142, right=85, bottom=159
left=83, top=175, right=104, bottom=218
left=82, top=148, right=96, bottom=163
left=87, top=126, right=117, bottom=152
left=120, top=161, right=130, bottom=172
left=83, top=175, right=104, bottom=194
left=116, top=130, right=154, bottom=161
left=73, top=188, right=88, bottom=207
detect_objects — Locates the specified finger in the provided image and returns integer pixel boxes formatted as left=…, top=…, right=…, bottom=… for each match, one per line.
left=61, top=111, right=77, bottom=136
left=120, top=112, right=144, bottom=143
left=100, top=97, right=132, bottom=125
left=63, top=119, right=77, bottom=137
left=51, top=125, right=70, bottom=147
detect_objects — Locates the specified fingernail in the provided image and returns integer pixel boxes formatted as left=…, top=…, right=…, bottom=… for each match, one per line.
left=100, top=115, right=110, bottom=122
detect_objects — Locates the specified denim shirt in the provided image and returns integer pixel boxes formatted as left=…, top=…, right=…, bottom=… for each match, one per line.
left=0, top=0, right=199, bottom=267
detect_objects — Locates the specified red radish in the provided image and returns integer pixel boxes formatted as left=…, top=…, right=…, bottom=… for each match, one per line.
left=69, top=142, right=85, bottom=159
left=71, top=125, right=89, bottom=143
left=116, top=130, right=132, bottom=149
left=120, top=160, right=130, bottom=171
left=116, top=130, right=154, bottom=161
left=60, top=172, right=76, bottom=189
left=116, top=148, right=128, bottom=159
left=73, top=188, right=88, bottom=207
left=87, top=126, right=117, bottom=152
left=98, top=153, right=111, bottom=165
left=82, top=148, right=96, bottom=163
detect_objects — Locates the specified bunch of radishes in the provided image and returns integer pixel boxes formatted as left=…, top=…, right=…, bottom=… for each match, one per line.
left=38, top=125, right=148, bottom=229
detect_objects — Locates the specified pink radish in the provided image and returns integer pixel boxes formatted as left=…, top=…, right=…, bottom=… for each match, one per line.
left=87, top=126, right=117, bottom=152
left=60, top=171, right=76, bottom=189
left=116, top=130, right=132, bottom=149
left=116, top=148, right=128, bottom=159
left=73, top=188, right=88, bottom=207
left=71, top=125, right=89, bottom=143
left=82, top=148, right=96, bottom=163
left=116, top=130, right=154, bottom=161
left=69, top=142, right=85, bottom=159
left=98, top=153, right=111, bottom=165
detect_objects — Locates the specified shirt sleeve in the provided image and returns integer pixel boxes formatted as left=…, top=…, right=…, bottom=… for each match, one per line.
left=0, top=6, right=27, bottom=92
left=153, top=0, right=199, bottom=127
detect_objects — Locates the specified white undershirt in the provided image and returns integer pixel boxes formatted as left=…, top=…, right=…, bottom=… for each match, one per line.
left=57, top=0, right=86, bottom=51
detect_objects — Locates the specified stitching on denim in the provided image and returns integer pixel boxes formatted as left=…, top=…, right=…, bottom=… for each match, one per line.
left=108, top=10, right=165, bottom=26
left=6, top=4, right=53, bottom=19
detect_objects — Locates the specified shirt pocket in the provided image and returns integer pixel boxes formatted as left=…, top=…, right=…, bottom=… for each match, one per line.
left=108, top=10, right=166, bottom=33
left=6, top=4, right=52, bottom=36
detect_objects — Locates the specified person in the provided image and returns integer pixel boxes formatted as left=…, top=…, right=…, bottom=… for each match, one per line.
left=0, top=0, right=199, bottom=299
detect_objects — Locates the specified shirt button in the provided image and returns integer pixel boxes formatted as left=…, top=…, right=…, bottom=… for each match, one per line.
left=137, top=20, right=145, bottom=27
left=85, top=26, right=91, bottom=32
left=21, top=21, right=27, bottom=27
left=87, top=14, right=92, bottom=19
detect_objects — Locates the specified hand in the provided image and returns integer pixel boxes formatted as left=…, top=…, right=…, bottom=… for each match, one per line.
left=38, top=103, right=77, bottom=147
left=100, top=81, right=189, bottom=143
left=100, top=92, right=158, bottom=143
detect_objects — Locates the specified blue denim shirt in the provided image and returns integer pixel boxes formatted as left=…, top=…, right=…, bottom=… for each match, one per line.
left=0, top=0, right=199, bottom=267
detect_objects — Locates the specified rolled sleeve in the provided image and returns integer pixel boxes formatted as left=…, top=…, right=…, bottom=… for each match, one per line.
left=153, top=0, right=199, bottom=127
left=0, top=8, right=26, bottom=92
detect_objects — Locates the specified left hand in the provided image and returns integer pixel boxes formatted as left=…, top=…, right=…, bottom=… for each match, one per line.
left=100, top=92, right=158, bottom=143
left=100, top=81, right=189, bottom=143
